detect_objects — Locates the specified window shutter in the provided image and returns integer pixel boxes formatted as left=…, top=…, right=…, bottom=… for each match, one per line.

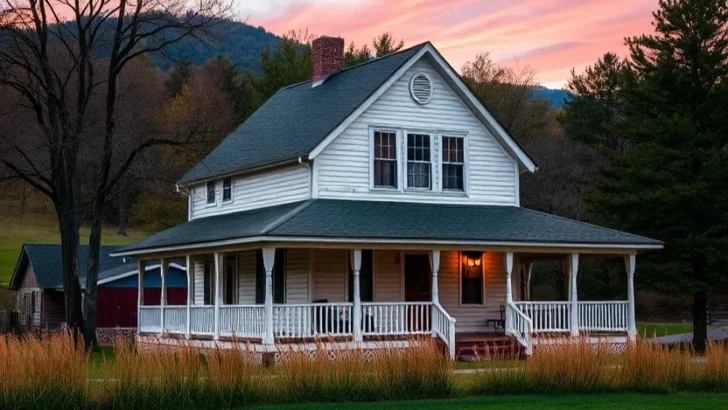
left=256, top=249, right=286, bottom=304
left=348, top=250, right=373, bottom=302
left=255, top=251, right=265, bottom=304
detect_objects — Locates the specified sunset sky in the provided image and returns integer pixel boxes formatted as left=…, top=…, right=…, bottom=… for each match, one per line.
left=240, top=0, right=658, bottom=89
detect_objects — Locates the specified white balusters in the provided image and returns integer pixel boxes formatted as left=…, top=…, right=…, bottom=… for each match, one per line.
left=162, top=306, right=187, bottom=334
left=506, top=302, right=532, bottom=355
left=219, top=305, right=265, bottom=338
left=578, top=301, right=628, bottom=332
left=361, top=302, right=432, bottom=336
left=272, top=303, right=353, bottom=339
left=190, top=306, right=215, bottom=335
left=139, top=306, right=161, bottom=333
left=432, top=303, right=456, bottom=359
left=515, top=301, right=630, bottom=334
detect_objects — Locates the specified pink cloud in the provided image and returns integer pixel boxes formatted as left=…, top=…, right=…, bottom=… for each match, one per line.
left=245, top=0, right=657, bottom=88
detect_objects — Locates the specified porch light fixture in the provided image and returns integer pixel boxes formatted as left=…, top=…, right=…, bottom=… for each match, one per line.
left=461, top=251, right=483, bottom=278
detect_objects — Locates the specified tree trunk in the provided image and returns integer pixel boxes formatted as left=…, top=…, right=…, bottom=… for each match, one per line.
left=57, top=203, right=84, bottom=344
left=693, top=290, right=708, bottom=353
left=82, top=200, right=105, bottom=348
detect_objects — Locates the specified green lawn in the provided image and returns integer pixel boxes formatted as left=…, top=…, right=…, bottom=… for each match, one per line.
left=0, top=197, right=146, bottom=285
left=637, top=322, right=693, bottom=337
left=246, top=393, right=728, bottom=410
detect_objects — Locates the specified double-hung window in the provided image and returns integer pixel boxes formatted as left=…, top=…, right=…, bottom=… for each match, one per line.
left=406, top=133, right=432, bottom=189
left=206, top=181, right=215, bottom=204
left=442, top=136, right=465, bottom=191
left=222, top=177, right=232, bottom=202
left=373, top=130, right=398, bottom=188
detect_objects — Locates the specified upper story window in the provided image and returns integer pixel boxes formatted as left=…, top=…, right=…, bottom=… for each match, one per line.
left=222, top=177, right=232, bottom=202
left=442, top=136, right=464, bottom=191
left=406, top=133, right=432, bottom=189
left=373, top=131, right=398, bottom=189
left=206, top=181, right=215, bottom=204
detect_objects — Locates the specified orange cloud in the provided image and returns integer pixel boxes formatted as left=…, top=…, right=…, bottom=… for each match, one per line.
left=245, top=0, right=657, bottom=89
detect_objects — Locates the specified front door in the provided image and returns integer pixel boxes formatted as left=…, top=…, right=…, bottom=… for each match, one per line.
left=404, top=254, right=431, bottom=302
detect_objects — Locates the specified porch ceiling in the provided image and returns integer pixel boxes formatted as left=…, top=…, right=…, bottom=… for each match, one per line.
left=113, top=199, right=662, bottom=257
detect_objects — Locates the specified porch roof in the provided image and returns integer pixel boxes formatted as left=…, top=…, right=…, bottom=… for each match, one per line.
left=114, top=200, right=663, bottom=256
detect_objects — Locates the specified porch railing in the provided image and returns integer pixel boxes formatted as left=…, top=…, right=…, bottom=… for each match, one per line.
left=432, top=303, right=456, bottom=359
left=190, top=306, right=214, bottom=335
left=220, top=305, right=265, bottom=338
left=579, top=301, right=628, bottom=332
left=273, top=303, right=353, bottom=338
left=514, top=301, right=629, bottom=334
left=361, top=302, right=432, bottom=336
left=163, top=306, right=187, bottom=334
left=139, top=306, right=161, bottom=333
left=506, top=302, right=532, bottom=355
left=515, top=301, right=571, bottom=333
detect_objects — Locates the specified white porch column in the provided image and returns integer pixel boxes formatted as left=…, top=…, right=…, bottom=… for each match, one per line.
left=569, top=253, right=580, bottom=337
left=160, top=258, right=168, bottom=336
left=137, top=259, right=146, bottom=333
left=262, top=248, right=276, bottom=346
left=185, top=255, right=192, bottom=340
left=505, top=252, right=514, bottom=329
left=625, top=254, right=637, bottom=341
left=213, top=252, right=223, bottom=341
left=350, top=250, right=362, bottom=342
left=430, top=250, right=440, bottom=338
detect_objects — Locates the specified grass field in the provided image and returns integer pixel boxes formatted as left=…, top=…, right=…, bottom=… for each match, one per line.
left=245, top=393, right=728, bottom=410
left=0, top=196, right=146, bottom=285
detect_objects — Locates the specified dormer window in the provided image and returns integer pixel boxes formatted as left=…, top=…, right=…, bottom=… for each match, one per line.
left=222, top=177, right=232, bottom=202
left=406, top=133, right=432, bottom=190
left=206, top=181, right=215, bottom=204
left=373, top=130, right=398, bottom=189
left=442, top=136, right=464, bottom=191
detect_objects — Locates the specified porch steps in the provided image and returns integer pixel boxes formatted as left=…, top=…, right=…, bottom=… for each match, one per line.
left=455, top=333, right=525, bottom=361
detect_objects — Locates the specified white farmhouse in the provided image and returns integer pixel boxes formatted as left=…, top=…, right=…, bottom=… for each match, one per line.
left=113, top=37, right=663, bottom=359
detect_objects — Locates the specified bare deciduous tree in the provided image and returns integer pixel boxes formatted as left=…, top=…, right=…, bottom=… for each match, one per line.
left=0, top=0, right=233, bottom=346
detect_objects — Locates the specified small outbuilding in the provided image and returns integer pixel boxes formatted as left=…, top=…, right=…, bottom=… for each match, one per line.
left=8, top=244, right=187, bottom=335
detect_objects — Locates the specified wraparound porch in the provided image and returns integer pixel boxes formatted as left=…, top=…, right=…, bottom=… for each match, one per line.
left=136, top=248, right=639, bottom=358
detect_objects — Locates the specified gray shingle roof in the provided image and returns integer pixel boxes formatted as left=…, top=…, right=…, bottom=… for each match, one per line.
left=10, top=245, right=130, bottom=289
left=178, top=43, right=427, bottom=185
left=116, top=200, right=662, bottom=254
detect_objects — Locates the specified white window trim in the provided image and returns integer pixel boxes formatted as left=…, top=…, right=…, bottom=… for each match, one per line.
left=221, top=177, right=234, bottom=204
left=458, top=251, right=486, bottom=306
left=404, top=130, right=435, bottom=192
left=369, top=127, right=402, bottom=191
left=205, top=181, right=217, bottom=207
left=439, top=133, right=468, bottom=194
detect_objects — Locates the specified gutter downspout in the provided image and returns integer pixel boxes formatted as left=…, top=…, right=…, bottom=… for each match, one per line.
left=298, top=156, right=313, bottom=199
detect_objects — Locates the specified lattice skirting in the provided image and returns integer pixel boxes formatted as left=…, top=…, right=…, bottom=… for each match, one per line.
left=96, top=328, right=136, bottom=344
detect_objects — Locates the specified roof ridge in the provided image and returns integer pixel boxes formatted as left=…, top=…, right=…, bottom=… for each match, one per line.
left=260, top=199, right=317, bottom=234
left=278, top=42, right=430, bottom=92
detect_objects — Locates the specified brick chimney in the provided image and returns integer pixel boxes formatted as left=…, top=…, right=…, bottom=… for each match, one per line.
left=312, top=36, right=344, bottom=85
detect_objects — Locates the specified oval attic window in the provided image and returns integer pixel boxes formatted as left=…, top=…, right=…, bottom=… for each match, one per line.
left=409, top=72, right=433, bottom=104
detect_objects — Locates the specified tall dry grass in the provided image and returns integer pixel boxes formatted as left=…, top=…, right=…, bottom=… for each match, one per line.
left=1, top=332, right=727, bottom=409
left=0, top=333, right=88, bottom=410
left=473, top=337, right=728, bottom=395
left=96, top=336, right=452, bottom=409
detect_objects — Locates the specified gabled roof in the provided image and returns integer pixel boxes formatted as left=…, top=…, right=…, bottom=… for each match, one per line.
left=113, top=199, right=663, bottom=256
left=9, top=245, right=127, bottom=289
left=178, top=43, right=427, bottom=185
left=177, top=42, right=537, bottom=186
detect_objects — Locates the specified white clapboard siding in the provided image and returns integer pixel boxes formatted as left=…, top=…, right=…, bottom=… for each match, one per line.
left=237, top=250, right=256, bottom=304
left=193, top=259, right=207, bottom=305
left=373, top=250, right=402, bottom=302
left=314, top=59, right=518, bottom=206
left=190, top=165, right=310, bottom=219
left=311, top=249, right=348, bottom=302
left=285, top=249, right=310, bottom=303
